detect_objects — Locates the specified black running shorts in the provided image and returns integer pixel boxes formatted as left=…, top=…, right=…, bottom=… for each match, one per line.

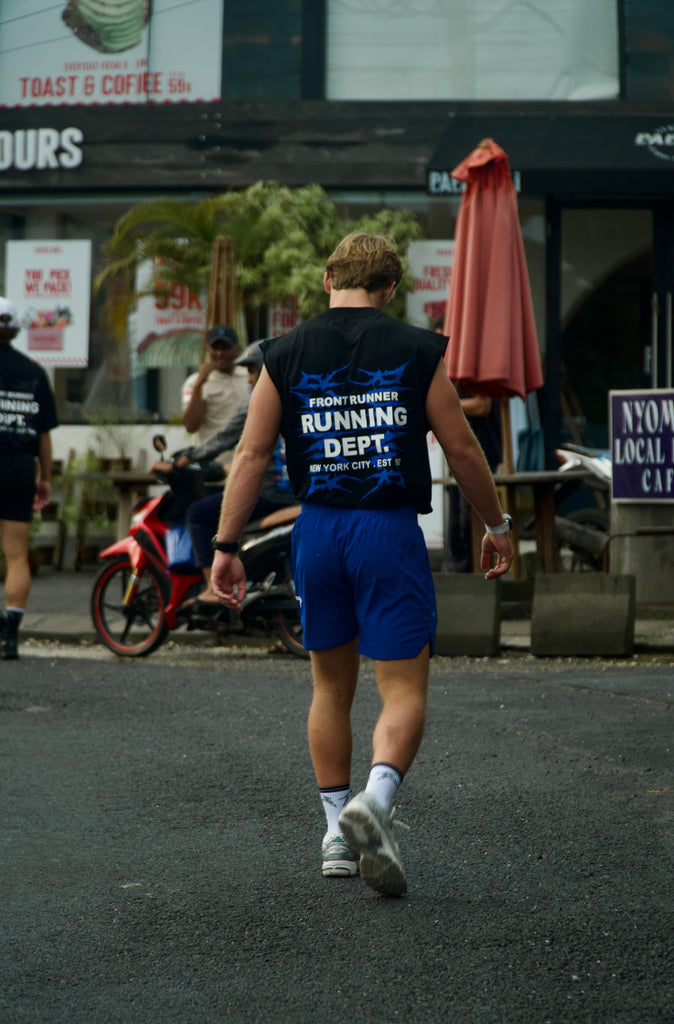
left=0, top=453, right=37, bottom=522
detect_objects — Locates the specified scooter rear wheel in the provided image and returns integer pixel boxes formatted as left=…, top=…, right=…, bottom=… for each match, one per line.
left=91, top=556, right=169, bottom=657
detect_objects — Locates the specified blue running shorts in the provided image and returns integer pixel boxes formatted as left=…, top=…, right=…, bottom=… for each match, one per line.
left=291, top=504, right=437, bottom=660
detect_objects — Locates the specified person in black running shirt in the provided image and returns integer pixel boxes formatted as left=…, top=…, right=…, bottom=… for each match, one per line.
left=210, top=233, right=513, bottom=895
left=0, top=297, right=58, bottom=660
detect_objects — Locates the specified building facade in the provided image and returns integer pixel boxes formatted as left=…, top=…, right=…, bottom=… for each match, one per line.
left=1, top=0, right=673, bottom=458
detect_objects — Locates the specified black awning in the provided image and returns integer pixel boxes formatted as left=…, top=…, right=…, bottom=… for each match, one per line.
left=427, top=108, right=674, bottom=197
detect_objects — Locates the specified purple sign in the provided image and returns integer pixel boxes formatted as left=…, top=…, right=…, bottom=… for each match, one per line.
left=611, top=389, right=674, bottom=502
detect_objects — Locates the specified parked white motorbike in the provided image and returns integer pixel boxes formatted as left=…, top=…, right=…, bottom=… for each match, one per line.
left=553, top=444, right=612, bottom=571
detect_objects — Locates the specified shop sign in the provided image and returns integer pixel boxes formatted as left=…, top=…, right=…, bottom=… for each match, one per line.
left=427, top=169, right=521, bottom=195
left=4, top=240, right=91, bottom=367
left=633, top=124, right=674, bottom=163
left=611, top=389, right=674, bottom=503
left=0, top=127, right=83, bottom=172
left=0, top=0, right=223, bottom=108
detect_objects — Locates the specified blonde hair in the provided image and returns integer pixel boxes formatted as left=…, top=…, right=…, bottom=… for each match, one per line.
left=325, top=232, right=402, bottom=292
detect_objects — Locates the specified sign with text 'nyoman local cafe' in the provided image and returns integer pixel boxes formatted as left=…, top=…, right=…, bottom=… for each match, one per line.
left=611, top=390, right=674, bottom=503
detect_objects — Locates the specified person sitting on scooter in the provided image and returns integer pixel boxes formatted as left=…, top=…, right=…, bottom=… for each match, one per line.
left=151, top=341, right=296, bottom=604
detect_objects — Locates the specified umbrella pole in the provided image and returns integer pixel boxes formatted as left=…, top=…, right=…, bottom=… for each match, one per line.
left=499, top=400, right=522, bottom=581
left=500, top=399, right=514, bottom=474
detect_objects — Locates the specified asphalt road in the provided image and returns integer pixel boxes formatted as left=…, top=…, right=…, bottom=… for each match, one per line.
left=2, top=644, right=673, bottom=1024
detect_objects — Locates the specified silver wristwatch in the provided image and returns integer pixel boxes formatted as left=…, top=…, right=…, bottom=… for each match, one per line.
left=485, top=513, right=513, bottom=535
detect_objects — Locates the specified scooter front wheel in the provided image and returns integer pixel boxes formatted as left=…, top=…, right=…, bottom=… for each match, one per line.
left=91, top=556, right=169, bottom=657
left=273, top=608, right=309, bottom=659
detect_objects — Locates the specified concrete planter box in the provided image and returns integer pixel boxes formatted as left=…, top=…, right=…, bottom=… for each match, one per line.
left=531, top=573, right=636, bottom=657
left=433, top=573, right=501, bottom=657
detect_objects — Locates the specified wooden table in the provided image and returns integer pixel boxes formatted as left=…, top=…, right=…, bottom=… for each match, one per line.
left=436, top=469, right=591, bottom=578
left=81, top=471, right=226, bottom=540
left=80, top=471, right=157, bottom=540
left=92, top=468, right=590, bottom=573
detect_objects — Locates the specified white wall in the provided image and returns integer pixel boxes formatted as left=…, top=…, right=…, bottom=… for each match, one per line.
left=50, top=423, right=193, bottom=468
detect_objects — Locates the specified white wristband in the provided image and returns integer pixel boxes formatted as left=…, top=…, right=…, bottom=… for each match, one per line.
left=485, top=513, right=513, bottom=535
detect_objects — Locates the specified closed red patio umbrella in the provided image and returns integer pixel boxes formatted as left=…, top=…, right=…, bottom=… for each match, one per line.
left=443, top=138, right=543, bottom=471
left=442, top=139, right=544, bottom=577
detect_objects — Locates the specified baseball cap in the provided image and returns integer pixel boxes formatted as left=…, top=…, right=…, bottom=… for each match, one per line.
left=234, top=342, right=264, bottom=370
left=207, top=324, right=238, bottom=348
left=0, top=297, right=20, bottom=329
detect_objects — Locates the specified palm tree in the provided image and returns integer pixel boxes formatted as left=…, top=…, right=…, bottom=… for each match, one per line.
left=96, top=181, right=423, bottom=360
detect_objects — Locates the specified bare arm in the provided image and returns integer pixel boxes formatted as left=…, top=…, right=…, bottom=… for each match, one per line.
left=210, top=368, right=283, bottom=606
left=426, top=364, right=512, bottom=579
left=181, top=360, right=215, bottom=433
left=34, top=432, right=52, bottom=511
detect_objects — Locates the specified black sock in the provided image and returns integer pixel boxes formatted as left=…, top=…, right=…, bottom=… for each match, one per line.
left=5, top=608, right=24, bottom=637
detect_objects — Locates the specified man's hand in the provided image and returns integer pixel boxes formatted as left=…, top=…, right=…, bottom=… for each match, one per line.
left=210, top=551, right=247, bottom=609
left=33, top=480, right=51, bottom=512
left=150, top=459, right=174, bottom=476
left=183, top=358, right=217, bottom=432
left=480, top=532, right=514, bottom=579
left=195, top=358, right=216, bottom=386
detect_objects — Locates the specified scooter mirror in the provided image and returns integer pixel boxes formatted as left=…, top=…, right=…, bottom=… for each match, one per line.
left=152, top=434, right=168, bottom=453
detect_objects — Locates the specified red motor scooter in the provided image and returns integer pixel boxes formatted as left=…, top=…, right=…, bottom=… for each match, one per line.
left=90, top=439, right=306, bottom=658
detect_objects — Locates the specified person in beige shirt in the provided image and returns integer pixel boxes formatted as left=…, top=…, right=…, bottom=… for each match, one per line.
left=181, top=325, right=249, bottom=463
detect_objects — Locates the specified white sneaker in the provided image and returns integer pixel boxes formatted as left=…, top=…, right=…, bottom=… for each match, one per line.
left=321, top=833, right=359, bottom=877
left=338, top=791, right=407, bottom=895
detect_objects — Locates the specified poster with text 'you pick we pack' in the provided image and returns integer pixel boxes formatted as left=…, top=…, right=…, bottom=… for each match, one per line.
left=5, top=240, right=92, bottom=367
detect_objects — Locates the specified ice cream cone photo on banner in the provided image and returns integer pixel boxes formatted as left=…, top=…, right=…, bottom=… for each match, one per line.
left=442, top=138, right=544, bottom=577
left=62, top=0, right=151, bottom=53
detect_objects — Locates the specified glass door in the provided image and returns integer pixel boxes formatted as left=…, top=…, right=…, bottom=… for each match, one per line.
left=651, top=206, right=674, bottom=390
left=558, top=207, right=653, bottom=450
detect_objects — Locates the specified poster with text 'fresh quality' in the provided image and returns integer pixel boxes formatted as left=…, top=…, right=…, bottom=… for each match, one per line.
left=405, top=240, right=455, bottom=330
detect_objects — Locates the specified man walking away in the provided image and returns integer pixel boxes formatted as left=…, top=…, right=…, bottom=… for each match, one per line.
left=210, top=234, right=513, bottom=895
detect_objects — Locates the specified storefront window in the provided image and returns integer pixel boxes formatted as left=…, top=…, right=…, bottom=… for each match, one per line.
left=2, top=187, right=546, bottom=426
left=0, top=198, right=191, bottom=425
left=561, top=208, right=652, bottom=448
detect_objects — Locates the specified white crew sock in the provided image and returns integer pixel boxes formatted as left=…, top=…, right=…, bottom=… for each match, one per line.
left=320, top=785, right=351, bottom=836
left=365, top=763, right=402, bottom=811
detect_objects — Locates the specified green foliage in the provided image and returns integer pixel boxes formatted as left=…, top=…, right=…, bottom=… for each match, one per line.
left=60, top=452, right=119, bottom=537
left=95, top=181, right=425, bottom=331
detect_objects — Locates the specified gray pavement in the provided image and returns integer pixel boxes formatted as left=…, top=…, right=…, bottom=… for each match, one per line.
left=2, top=641, right=673, bottom=1023
left=15, top=565, right=674, bottom=657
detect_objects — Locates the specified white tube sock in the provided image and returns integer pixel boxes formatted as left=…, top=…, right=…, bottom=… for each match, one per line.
left=320, top=785, right=351, bottom=836
left=365, top=763, right=402, bottom=811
